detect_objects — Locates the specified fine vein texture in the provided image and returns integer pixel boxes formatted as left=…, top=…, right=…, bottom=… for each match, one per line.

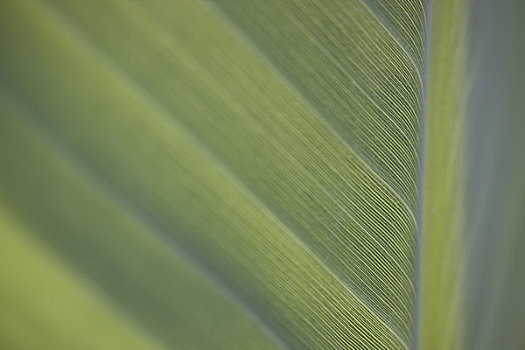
left=420, top=0, right=468, bottom=349
left=0, top=0, right=428, bottom=349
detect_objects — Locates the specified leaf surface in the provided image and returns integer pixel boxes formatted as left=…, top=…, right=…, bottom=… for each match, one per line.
left=0, top=0, right=487, bottom=349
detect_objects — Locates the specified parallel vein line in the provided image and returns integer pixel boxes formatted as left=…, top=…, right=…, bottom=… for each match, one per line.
left=4, top=54, right=408, bottom=350
left=357, top=0, right=425, bottom=88
left=283, top=10, right=420, bottom=191
left=37, top=0, right=412, bottom=346
left=201, top=0, right=419, bottom=231
left=148, top=8, right=417, bottom=288
left=360, top=0, right=427, bottom=58
left=295, top=0, right=423, bottom=120
left=114, top=0, right=418, bottom=295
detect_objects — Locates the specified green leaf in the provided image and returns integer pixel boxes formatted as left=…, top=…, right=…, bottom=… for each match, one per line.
left=419, top=0, right=468, bottom=348
left=0, top=204, right=169, bottom=350
left=0, top=0, right=522, bottom=349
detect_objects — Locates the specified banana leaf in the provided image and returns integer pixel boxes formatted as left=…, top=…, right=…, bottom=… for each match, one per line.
left=0, top=0, right=523, bottom=349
